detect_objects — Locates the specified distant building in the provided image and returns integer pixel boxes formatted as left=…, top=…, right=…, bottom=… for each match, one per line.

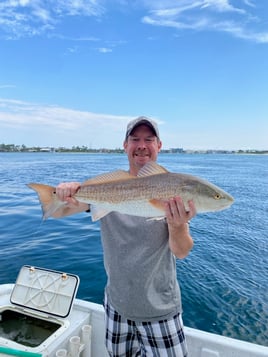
left=169, top=148, right=184, bottom=153
left=40, top=147, right=54, bottom=152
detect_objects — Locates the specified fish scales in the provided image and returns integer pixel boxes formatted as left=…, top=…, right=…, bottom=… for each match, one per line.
left=76, top=173, right=190, bottom=204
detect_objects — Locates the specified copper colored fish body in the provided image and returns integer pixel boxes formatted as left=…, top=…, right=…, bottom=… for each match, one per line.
left=28, top=161, right=234, bottom=221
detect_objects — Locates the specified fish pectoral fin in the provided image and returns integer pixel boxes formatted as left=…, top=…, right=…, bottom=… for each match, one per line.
left=90, top=205, right=111, bottom=222
left=82, top=170, right=135, bottom=186
left=149, top=198, right=166, bottom=212
left=137, top=161, right=168, bottom=177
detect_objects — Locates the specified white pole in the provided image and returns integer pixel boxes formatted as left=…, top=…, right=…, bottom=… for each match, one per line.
left=56, top=349, right=68, bottom=357
left=69, top=336, right=81, bottom=357
left=81, top=325, right=92, bottom=357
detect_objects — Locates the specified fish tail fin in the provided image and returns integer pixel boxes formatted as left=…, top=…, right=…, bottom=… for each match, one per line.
left=28, top=183, right=66, bottom=219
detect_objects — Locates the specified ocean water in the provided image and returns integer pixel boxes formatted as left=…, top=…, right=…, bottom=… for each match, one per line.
left=0, top=152, right=267, bottom=346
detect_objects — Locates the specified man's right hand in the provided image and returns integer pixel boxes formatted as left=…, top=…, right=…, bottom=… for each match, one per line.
left=55, top=182, right=89, bottom=213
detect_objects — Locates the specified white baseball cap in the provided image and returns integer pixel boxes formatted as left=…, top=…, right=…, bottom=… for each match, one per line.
left=125, top=116, right=160, bottom=140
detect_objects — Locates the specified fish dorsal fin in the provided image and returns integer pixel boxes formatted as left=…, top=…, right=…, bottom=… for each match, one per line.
left=137, top=161, right=168, bottom=177
left=82, top=170, right=135, bottom=186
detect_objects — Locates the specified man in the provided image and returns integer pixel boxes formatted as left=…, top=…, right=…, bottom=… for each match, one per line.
left=56, top=116, right=196, bottom=356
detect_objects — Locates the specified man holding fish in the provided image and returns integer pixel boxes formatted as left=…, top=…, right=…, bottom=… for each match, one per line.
left=56, top=117, right=196, bottom=357
left=30, top=117, right=233, bottom=356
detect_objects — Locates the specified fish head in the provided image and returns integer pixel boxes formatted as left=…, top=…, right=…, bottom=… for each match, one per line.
left=193, top=181, right=234, bottom=213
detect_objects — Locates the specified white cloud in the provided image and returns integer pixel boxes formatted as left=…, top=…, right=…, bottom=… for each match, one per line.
left=0, top=98, right=167, bottom=148
left=0, top=98, right=135, bottom=147
left=200, top=0, right=246, bottom=14
left=140, top=0, right=268, bottom=43
left=98, top=47, right=112, bottom=53
left=0, top=98, right=125, bottom=128
left=1, top=0, right=267, bottom=43
left=214, top=20, right=268, bottom=43
left=243, top=0, right=255, bottom=7
left=54, top=0, right=105, bottom=17
left=0, top=0, right=104, bottom=38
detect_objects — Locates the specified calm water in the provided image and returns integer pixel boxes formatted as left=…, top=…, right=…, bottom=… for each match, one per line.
left=0, top=153, right=267, bottom=346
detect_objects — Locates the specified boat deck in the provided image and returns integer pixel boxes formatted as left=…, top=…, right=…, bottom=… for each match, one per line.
left=0, top=284, right=268, bottom=357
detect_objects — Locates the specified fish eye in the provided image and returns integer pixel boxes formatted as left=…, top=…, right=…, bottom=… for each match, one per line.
left=214, top=194, right=222, bottom=200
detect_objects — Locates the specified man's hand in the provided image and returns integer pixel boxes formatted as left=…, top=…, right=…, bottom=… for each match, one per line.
left=56, top=182, right=88, bottom=212
left=165, top=196, right=196, bottom=227
left=165, top=196, right=196, bottom=259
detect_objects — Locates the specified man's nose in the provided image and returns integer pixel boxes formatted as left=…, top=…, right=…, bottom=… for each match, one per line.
left=137, top=141, right=147, bottom=149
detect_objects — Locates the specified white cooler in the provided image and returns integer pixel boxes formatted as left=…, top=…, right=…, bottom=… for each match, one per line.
left=0, top=266, right=92, bottom=357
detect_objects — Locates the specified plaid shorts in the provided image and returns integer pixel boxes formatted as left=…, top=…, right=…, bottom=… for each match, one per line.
left=104, top=296, right=188, bottom=357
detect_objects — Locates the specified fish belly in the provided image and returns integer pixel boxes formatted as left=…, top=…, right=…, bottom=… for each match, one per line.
left=87, top=199, right=165, bottom=221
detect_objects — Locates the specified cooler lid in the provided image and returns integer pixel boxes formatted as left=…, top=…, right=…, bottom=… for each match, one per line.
left=10, top=265, right=80, bottom=318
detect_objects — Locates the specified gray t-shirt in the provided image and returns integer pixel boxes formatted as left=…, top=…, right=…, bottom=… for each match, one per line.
left=100, top=212, right=181, bottom=322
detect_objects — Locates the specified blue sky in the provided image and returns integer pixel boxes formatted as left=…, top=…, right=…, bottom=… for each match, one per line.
left=0, top=0, right=267, bottom=150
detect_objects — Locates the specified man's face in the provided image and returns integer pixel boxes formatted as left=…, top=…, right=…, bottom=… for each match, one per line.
left=124, top=124, right=162, bottom=175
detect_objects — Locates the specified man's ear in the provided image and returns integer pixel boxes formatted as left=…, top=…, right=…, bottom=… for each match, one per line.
left=158, top=140, right=162, bottom=152
left=123, top=140, right=128, bottom=152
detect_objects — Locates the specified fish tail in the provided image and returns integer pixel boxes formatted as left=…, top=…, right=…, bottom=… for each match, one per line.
left=28, top=183, right=66, bottom=219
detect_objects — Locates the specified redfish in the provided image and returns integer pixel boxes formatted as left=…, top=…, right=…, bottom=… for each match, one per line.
left=28, top=161, right=234, bottom=221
